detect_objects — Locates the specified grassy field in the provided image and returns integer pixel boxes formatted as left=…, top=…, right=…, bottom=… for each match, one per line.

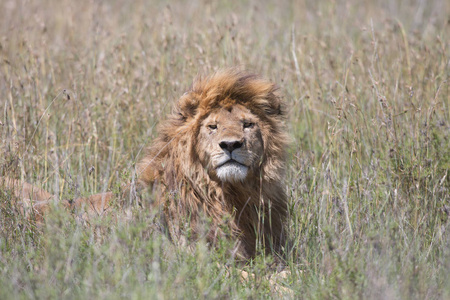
left=1, top=0, right=449, bottom=298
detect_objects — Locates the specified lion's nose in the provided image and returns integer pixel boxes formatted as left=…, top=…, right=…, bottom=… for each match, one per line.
left=219, top=140, right=243, bottom=152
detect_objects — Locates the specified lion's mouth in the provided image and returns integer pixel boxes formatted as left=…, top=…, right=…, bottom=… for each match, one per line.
left=215, top=159, right=246, bottom=169
left=215, top=159, right=249, bottom=182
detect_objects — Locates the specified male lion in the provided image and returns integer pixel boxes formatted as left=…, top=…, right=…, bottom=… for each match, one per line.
left=2, top=69, right=289, bottom=261
left=137, top=69, right=289, bottom=259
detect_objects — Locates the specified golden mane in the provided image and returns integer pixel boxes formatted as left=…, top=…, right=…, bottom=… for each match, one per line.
left=137, top=69, right=289, bottom=260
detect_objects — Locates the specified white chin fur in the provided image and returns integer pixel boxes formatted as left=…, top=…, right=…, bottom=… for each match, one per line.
left=216, top=163, right=249, bottom=182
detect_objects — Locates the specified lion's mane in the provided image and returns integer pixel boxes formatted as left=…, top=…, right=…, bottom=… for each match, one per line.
left=137, top=69, right=289, bottom=260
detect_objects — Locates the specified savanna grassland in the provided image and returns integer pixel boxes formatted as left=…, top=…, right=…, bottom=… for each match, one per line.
left=1, top=0, right=449, bottom=298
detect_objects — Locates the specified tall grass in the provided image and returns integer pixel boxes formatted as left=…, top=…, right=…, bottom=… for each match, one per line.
left=1, top=0, right=449, bottom=298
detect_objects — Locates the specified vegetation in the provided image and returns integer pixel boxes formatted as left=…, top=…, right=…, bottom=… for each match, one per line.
left=1, top=0, right=449, bottom=298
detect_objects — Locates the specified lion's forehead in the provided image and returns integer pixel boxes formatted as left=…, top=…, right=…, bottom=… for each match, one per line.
left=203, top=104, right=256, bottom=124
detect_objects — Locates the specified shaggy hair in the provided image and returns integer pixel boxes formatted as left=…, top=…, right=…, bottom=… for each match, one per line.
left=137, top=69, right=289, bottom=260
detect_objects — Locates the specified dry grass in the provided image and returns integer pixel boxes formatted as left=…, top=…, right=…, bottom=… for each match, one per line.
left=1, top=0, right=449, bottom=298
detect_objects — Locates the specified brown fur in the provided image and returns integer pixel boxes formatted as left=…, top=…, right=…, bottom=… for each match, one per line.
left=1, top=176, right=112, bottom=224
left=1, top=176, right=55, bottom=223
left=137, top=69, right=289, bottom=259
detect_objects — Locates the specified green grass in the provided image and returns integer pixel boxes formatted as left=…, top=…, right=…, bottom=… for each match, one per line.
left=1, top=0, right=449, bottom=298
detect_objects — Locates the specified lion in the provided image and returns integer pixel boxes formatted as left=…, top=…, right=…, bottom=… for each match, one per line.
left=1, top=69, right=289, bottom=260
left=136, top=69, right=289, bottom=260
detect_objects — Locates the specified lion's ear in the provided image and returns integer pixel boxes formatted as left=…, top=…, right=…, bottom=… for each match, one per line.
left=177, top=93, right=199, bottom=119
left=264, top=91, right=285, bottom=117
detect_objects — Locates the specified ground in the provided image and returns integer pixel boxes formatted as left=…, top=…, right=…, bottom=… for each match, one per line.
left=0, top=0, right=449, bottom=298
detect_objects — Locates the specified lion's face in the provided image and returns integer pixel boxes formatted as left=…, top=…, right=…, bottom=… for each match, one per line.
left=196, top=104, right=264, bottom=182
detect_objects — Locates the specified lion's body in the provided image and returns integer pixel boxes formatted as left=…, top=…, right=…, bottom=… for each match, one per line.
left=1, top=176, right=113, bottom=223
left=137, top=69, right=288, bottom=259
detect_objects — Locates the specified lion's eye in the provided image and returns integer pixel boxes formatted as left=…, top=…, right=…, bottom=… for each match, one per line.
left=208, top=124, right=217, bottom=130
left=243, top=122, right=254, bottom=129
